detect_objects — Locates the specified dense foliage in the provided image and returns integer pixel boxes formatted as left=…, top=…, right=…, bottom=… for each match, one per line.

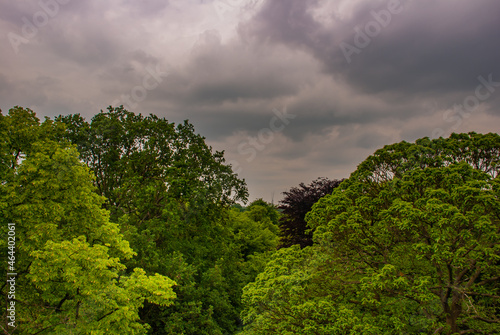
left=2, top=105, right=498, bottom=335
left=55, top=107, right=277, bottom=334
left=241, top=133, right=500, bottom=334
left=0, top=107, right=176, bottom=334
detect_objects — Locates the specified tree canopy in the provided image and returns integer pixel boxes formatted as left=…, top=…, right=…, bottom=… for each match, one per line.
left=0, top=107, right=176, bottom=334
left=55, top=106, right=276, bottom=334
left=3, top=105, right=498, bottom=334
left=241, top=132, right=500, bottom=334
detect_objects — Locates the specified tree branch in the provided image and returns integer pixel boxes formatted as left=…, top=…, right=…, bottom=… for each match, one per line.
left=476, top=276, right=500, bottom=286
left=97, top=308, right=119, bottom=322
left=55, top=293, right=70, bottom=312
left=471, top=316, right=500, bottom=324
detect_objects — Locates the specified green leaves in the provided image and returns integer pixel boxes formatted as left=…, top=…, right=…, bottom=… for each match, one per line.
left=56, top=107, right=280, bottom=333
left=309, top=139, right=500, bottom=333
left=242, top=133, right=500, bottom=335
left=0, top=108, right=177, bottom=334
left=5, top=105, right=498, bottom=334
left=240, top=246, right=385, bottom=334
left=26, top=236, right=172, bottom=333
left=58, top=106, right=247, bottom=214
left=123, top=268, right=177, bottom=306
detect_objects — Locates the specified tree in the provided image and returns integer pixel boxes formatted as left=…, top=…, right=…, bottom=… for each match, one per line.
left=241, top=133, right=500, bottom=334
left=240, top=245, right=382, bottom=334
left=278, top=177, right=343, bottom=248
left=57, top=107, right=275, bottom=334
left=309, top=163, right=500, bottom=333
left=227, top=199, right=280, bottom=262
left=56, top=106, right=247, bottom=217
left=0, top=107, right=176, bottom=334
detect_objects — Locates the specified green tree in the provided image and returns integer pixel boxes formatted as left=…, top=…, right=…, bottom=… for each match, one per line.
left=241, top=133, right=500, bottom=334
left=308, top=163, right=500, bottom=334
left=56, top=106, right=247, bottom=218
left=226, top=199, right=280, bottom=273
left=240, top=245, right=381, bottom=334
left=57, top=107, right=279, bottom=334
left=0, top=107, right=176, bottom=334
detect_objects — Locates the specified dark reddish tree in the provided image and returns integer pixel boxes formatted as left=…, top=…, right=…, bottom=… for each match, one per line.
left=278, top=177, right=343, bottom=248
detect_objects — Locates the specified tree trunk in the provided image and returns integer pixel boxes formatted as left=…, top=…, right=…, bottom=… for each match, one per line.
left=443, top=291, right=463, bottom=334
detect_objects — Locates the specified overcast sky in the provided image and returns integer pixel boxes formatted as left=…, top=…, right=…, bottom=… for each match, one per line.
left=1, top=0, right=500, bottom=203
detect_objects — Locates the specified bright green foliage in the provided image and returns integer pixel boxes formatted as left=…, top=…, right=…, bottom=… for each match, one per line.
left=240, top=246, right=380, bottom=334
left=228, top=199, right=280, bottom=260
left=352, top=132, right=500, bottom=182
left=241, top=133, right=500, bottom=335
left=0, top=107, right=176, bottom=334
left=307, top=163, right=500, bottom=334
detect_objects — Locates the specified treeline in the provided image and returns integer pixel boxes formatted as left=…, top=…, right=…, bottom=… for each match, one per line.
left=0, top=106, right=282, bottom=334
left=1, top=106, right=499, bottom=334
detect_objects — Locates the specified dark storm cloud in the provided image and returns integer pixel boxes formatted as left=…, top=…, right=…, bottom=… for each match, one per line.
left=1, top=0, right=499, bottom=202
left=244, top=0, right=500, bottom=96
left=146, top=26, right=425, bottom=142
left=141, top=29, right=322, bottom=139
left=123, top=0, right=170, bottom=16
left=165, top=30, right=318, bottom=104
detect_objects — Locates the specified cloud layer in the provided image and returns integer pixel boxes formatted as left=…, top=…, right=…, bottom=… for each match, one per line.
left=1, top=0, right=499, bottom=202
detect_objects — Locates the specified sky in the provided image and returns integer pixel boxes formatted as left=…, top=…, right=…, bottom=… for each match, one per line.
left=1, top=0, right=500, bottom=203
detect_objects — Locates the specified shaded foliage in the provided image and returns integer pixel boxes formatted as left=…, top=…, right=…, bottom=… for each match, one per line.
left=55, top=107, right=278, bottom=334
left=56, top=106, right=248, bottom=217
left=278, top=177, right=343, bottom=248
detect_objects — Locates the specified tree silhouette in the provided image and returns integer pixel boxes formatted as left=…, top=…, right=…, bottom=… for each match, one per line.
left=278, top=177, right=343, bottom=248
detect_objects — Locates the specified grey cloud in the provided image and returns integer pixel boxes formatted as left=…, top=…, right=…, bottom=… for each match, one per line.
left=0, top=73, right=51, bottom=110
left=123, top=0, right=170, bottom=16
left=177, top=31, right=318, bottom=104
left=1, top=0, right=499, bottom=202
left=244, top=0, right=500, bottom=96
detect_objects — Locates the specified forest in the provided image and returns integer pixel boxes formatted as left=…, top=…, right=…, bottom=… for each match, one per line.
left=1, top=106, right=499, bottom=335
